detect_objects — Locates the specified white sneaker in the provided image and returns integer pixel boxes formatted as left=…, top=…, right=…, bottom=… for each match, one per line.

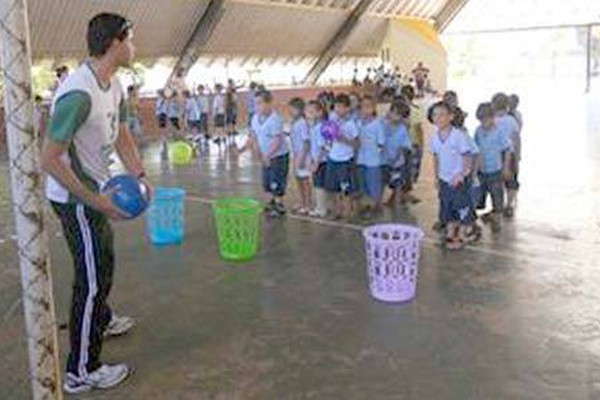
left=63, top=363, right=130, bottom=394
left=104, top=314, right=135, bottom=338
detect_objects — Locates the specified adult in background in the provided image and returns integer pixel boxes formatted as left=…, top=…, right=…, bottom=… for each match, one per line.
left=41, top=13, right=151, bottom=394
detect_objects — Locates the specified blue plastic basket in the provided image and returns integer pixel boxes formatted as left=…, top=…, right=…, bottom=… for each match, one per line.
left=146, top=187, right=186, bottom=246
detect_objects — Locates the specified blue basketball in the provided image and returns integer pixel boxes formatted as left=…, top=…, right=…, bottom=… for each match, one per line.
left=102, top=174, right=149, bottom=220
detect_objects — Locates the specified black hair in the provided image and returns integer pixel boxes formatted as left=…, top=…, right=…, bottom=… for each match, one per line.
left=34, top=95, right=43, bottom=102
left=308, top=99, right=328, bottom=120
left=509, top=94, right=520, bottom=108
left=255, top=89, right=273, bottom=103
left=491, top=92, right=509, bottom=112
left=476, top=102, right=494, bottom=121
left=400, top=85, right=415, bottom=101
left=288, top=97, right=305, bottom=113
left=87, top=13, right=132, bottom=57
left=390, top=99, right=411, bottom=119
left=249, top=82, right=257, bottom=90
left=334, top=93, right=351, bottom=107
left=427, top=101, right=454, bottom=124
left=127, top=85, right=136, bottom=93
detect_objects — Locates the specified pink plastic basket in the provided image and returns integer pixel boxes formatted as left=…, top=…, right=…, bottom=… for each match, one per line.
left=363, top=224, right=424, bottom=303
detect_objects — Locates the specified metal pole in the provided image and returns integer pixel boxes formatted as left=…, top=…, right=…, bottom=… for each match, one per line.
left=586, top=24, right=592, bottom=93
left=0, top=0, right=63, bottom=399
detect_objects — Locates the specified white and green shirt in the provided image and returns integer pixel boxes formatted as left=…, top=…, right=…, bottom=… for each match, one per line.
left=45, top=62, right=128, bottom=203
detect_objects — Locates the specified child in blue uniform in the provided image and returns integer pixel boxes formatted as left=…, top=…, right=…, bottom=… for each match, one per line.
left=475, top=102, right=512, bottom=232
left=429, top=101, right=473, bottom=250
left=307, top=100, right=329, bottom=218
left=288, top=97, right=312, bottom=215
left=324, top=94, right=359, bottom=219
left=492, top=93, right=519, bottom=218
left=383, top=100, right=412, bottom=207
left=239, top=90, right=290, bottom=216
left=356, top=96, right=386, bottom=216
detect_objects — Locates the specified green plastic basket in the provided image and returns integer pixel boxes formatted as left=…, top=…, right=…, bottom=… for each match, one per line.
left=212, top=198, right=262, bottom=261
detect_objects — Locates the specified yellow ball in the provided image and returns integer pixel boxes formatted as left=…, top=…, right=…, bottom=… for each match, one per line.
left=168, top=141, right=194, bottom=165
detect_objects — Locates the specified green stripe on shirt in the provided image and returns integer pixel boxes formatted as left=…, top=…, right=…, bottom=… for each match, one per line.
left=47, top=90, right=91, bottom=144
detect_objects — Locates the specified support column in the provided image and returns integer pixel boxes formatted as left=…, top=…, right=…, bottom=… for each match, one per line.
left=0, top=0, right=62, bottom=399
left=303, top=0, right=372, bottom=86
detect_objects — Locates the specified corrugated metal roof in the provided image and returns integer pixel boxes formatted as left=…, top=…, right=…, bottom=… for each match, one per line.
left=21, top=0, right=451, bottom=60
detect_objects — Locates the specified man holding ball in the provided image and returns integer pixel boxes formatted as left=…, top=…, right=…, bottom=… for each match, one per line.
left=40, top=13, right=151, bottom=394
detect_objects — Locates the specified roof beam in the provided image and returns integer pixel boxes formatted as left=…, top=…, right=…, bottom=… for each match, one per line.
left=169, top=0, right=227, bottom=81
left=434, top=0, right=469, bottom=32
left=303, top=0, right=372, bottom=85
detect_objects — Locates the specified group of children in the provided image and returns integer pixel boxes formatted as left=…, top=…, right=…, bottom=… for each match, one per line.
left=428, top=91, right=522, bottom=249
left=238, top=86, right=523, bottom=251
left=239, top=85, right=427, bottom=220
left=155, top=80, right=262, bottom=148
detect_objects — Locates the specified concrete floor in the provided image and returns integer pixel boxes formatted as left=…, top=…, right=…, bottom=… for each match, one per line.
left=2, top=92, right=600, bottom=399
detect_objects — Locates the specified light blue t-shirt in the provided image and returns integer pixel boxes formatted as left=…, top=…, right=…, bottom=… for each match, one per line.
left=328, top=114, right=359, bottom=162
left=357, top=117, right=386, bottom=167
left=475, top=124, right=511, bottom=173
left=495, top=114, right=518, bottom=153
left=251, top=111, right=289, bottom=158
left=185, top=98, right=201, bottom=121
left=430, top=127, right=472, bottom=184
left=463, top=131, right=479, bottom=155
left=246, top=91, right=256, bottom=115
left=167, top=99, right=180, bottom=118
left=310, top=120, right=325, bottom=164
left=155, top=98, right=167, bottom=116
left=384, top=122, right=412, bottom=168
left=290, top=117, right=310, bottom=158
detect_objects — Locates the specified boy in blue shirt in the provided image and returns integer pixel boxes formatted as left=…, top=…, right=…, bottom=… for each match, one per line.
left=492, top=93, right=519, bottom=218
left=429, top=101, right=473, bottom=250
left=324, top=94, right=360, bottom=219
left=475, top=102, right=512, bottom=232
left=383, top=100, right=412, bottom=207
left=239, top=90, right=290, bottom=216
left=357, top=96, right=386, bottom=216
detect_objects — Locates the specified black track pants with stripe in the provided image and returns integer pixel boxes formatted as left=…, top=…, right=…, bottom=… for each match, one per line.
left=51, top=201, right=114, bottom=376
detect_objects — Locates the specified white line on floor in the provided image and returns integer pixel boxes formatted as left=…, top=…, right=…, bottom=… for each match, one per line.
left=186, top=194, right=575, bottom=266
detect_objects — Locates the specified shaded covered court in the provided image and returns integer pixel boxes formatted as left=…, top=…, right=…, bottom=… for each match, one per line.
left=2, top=0, right=600, bottom=399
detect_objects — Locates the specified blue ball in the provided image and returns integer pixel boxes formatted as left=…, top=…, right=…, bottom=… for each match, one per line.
left=102, top=174, right=149, bottom=220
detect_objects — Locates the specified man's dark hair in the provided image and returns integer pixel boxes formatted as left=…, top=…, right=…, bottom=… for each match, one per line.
left=255, top=89, right=273, bottom=103
left=334, top=93, right=351, bottom=107
left=87, top=13, right=132, bottom=57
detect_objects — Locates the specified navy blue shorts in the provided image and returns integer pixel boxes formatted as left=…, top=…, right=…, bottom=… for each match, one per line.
left=324, top=159, right=358, bottom=195
left=312, top=162, right=327, bottom=188
left=214, top=114, right=226, bottom=128
left=438, top=179, right=473, bottom=225
left=262, top=154, right=290, bottom=197
left=478, top=171, right=504, bottom=212
left=187, top=120, right=201, bottom=131
left=157, top=113, right=167, bottom=129
left=358, top=166, right=383, bottom=201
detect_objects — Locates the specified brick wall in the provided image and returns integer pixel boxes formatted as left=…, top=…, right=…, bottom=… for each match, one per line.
left=0, top=85, right=366, bottom=146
